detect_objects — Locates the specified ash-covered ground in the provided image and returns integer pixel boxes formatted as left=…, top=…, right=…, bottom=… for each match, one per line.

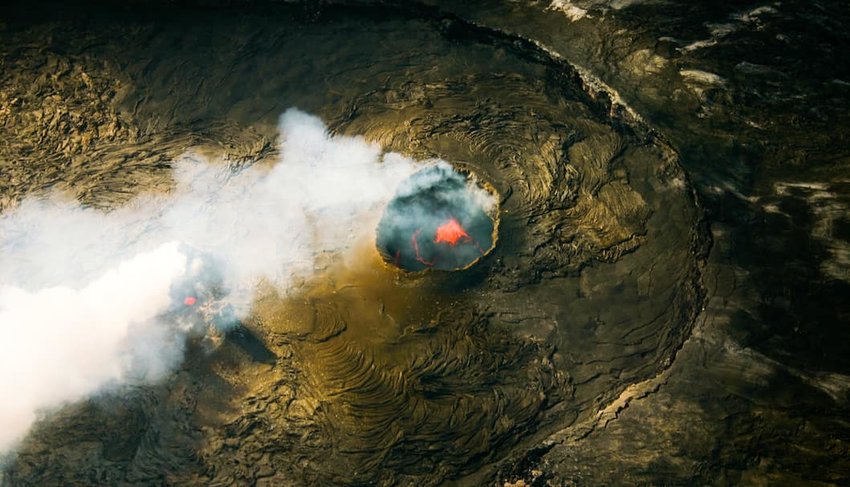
left=0, top=1, right=848, bottom=486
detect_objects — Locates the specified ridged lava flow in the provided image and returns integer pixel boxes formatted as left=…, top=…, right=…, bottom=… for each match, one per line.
left=0, top=4, right=706, bottom=486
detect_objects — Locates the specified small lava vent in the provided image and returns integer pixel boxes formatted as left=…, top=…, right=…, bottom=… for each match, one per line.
left=376, top=162, right=498, bottom=271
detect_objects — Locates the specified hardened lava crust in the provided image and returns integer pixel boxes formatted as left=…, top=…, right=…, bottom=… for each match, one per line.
left=0, top=3, right=706, bottom=485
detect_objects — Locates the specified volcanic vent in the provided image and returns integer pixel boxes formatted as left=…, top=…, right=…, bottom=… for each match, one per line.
left=376, top=163, right=498, bottom=271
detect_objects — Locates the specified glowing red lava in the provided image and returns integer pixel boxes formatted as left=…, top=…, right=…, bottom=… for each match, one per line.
left=184, top=296, right=197, bottom=306
left=407, top=218, right=486, bottom=269
left=434, top=218, right=473, bottom=246
left=411, top=229, right=435, bottom=266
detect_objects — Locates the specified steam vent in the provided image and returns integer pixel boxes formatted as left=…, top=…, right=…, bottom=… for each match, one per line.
left=3, top=0, right=850, bottom=485
left=377, top=163, right=497, bottom=271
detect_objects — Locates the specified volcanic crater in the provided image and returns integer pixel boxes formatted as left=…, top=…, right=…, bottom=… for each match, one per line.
left=0, top=2, right=707, bottom=485
left=376, top=162, right=499, bottom=272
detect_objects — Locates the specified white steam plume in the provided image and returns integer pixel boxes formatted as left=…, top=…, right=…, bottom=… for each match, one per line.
left=0, top=109, right=418, bottom=454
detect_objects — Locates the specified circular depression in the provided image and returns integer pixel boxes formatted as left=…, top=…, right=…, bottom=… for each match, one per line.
left=376, top=163, right=498, bottom=272
left=0, top=5, right=708, bottom=487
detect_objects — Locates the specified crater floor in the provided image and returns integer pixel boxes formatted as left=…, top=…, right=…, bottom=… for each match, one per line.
left=4, top=0, right=847, bottom=485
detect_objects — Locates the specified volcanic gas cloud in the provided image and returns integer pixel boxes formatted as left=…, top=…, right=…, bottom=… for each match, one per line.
left=0, top=109, right=431, bottom=454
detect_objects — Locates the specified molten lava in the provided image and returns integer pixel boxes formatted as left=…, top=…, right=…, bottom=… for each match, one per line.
left=434, top=218, right=472, bottom=246
left=411, top=229, right=435, bottom=266
left=404, top=218, right=488, bottom=270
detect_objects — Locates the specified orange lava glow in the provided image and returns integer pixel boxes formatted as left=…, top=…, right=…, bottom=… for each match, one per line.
left=411, top=229, right=434, bottom=266
left=434, top=218, right=472, bottom=246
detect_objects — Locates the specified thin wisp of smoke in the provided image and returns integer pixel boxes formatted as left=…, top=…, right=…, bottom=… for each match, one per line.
left=0, top=109, right=420, bottom=454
